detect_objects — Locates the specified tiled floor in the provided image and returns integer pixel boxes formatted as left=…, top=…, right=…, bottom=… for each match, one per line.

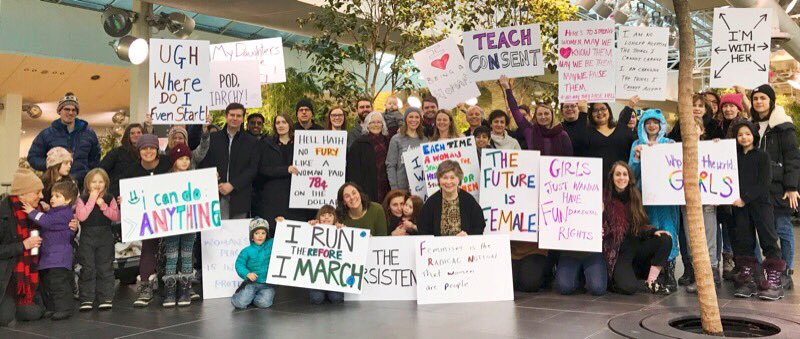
left=3, top=232, right=799, bottom=339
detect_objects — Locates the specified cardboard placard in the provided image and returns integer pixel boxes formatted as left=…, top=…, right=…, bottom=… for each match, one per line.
left=413, top=38, right=481, bottom=109
left=289, top=131, right=347, bottom=209
left=201, top=219, right=249, bottom=299
left=208, top=60, right=263, bottom=110
left=345, top=236, right=432, bottom=301
left=616, top=26, right=669, bottom=101
left=210, top=37, right=287, bottom=84
left=402, top=146, right=427, bottom=200
left=462, top=24, right=544, bottom=81
left=557, top=21, right=616, bottom=102
left=420, top=136, right=480, bottom=199
left=710, top=8, right=771, bottom=88
left=149, top=39, right=210, bottom=124
left=480, top=149, right=540, bottom=242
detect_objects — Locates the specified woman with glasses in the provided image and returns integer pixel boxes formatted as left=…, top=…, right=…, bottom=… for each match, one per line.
left=586, top=98, right=639, bottom=180
left=326, top=107, right=348, bottom=131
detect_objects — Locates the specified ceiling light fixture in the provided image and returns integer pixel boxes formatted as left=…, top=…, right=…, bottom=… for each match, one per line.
left=111, top=35, right=149, bottom=65
left=102, top=7, right=138, bottom=38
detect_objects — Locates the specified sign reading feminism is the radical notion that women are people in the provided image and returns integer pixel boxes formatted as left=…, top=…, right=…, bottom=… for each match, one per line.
left=420, top=136, right=480, bottom=200
left=149, top=39, right=210, bottom=125
left=289, top=131, right=347, bottom=209
left=480, top=149, right=540, bottom=242
left=119, top=168, right=221, bottom=242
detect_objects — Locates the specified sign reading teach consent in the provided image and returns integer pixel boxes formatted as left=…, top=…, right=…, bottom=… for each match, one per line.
left=462, top=24, right=544, bottom=81
left=267, top=221, right=370, bottom=293
left=345, top=236, right=432, bottom=301
left=480, top=150, right=540, bottom=242
left=420, top=136, right=480, bottom=199
left=289, top=131, right=347, bottom=209
left=149, top=39, right=210, bottom=124
left=200, top=219, right=249, bottom=299
left=119, top=168, right=221, bottom=242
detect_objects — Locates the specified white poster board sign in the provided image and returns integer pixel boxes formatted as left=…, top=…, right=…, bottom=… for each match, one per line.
left=148, top=39, right=210, bottom=125
left=289, top=131, right=347, bottom=209
left=345, top=236, right=432, bottom=301
left=208, top=60, right=263, bottom=110
left=201, top=219, right=249, bottom=299
left=415, top=235, right=513, bottom=305
left=402, top=147, right=427, bottom=200
left=267, top=221, right=370, bottom=293
left=641, top=140, right=740, bottom=205
left=538, top=157, right=603, bottom=252
left=462, top=24, right=544, bottom=81
left=210, top=37, right=287, bottom=84
left=616, top=26, right=669, bottom=101
left=420, top=136, right=480, bottom=199
left=710, top=8, right=772, bottom=88
left=413, top=38, right=481, bottom=109
left=480, top=150, right=540, bottom=242
left=557, top=20, right=615, bottom=103
left=119, top=168, right=221, bottom=242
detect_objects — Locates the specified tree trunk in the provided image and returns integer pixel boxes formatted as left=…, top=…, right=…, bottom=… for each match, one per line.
left=673, top=0, right=723, bottom=335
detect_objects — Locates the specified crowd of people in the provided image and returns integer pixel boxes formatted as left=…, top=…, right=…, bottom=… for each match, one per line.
left=0, top=77, right=796, bottom=323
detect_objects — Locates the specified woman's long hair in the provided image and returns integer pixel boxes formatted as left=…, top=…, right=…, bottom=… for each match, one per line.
left=121, top=123, right=144, bottom=160
left=432, top=110, right=459, bottom=141
left=606, top=161, right=650, bottom=237
left=326, top=107, right=348, bottom=131
left=382, top=189, right=408, bottom=224
left=588, top=103, right=616, bottom=129
left=336, top=182, right=372, bottom=221
left=273, top=112, right=295, bottom=143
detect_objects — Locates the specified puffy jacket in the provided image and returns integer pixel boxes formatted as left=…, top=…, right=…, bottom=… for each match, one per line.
left=27, top=118, right=100, bottom=185
left=755, top=106, right=800, bottom=212
left=235, top=238, right=274, bottom=284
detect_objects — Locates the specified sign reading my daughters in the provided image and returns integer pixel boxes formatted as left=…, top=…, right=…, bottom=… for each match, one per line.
left=462, top=24, right=544, bottom=81
left=420, top=136, right=480, bottom=199
left=557, top=20, right=615, bottom=102
left=267, top=221, right=370, bottom=293
left=210, top=37, right=287, bottom=84
left=480, top=150, right=540, bottom=242
left=413, top=38, right=481, bottom=109
left=537, top=157, right=603, bottom=252
left=289, top=130, right=347, bottom=209
left=149, top=39, right=210, bottom=124
left=120, top=168, right=221, bottom=242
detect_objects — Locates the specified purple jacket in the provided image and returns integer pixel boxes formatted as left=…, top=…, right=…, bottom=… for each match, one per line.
left=28, top=206, right=75, bottom=270
left=505, top=89, right=573, bottom=156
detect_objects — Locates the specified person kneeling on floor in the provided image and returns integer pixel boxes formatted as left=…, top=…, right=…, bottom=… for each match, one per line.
left=231, top=218, right=275, bottom=309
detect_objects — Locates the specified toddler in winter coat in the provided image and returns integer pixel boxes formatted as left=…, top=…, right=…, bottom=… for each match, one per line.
left=231, top=218, right=275, bottom=309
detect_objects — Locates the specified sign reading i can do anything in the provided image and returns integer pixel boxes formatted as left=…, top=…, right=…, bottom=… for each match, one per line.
left=149, top=39, right=210, bottom=125
left=462, top=24, right=544, bottom=81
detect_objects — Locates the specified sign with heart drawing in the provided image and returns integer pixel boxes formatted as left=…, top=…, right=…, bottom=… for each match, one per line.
left=557, top=20, right=616, bottom=103
left=413, top=38, right=481, bottom=109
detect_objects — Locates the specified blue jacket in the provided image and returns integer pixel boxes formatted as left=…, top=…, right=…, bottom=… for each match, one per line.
left=27, top=118, right=100, bottom=185
left=235, top=238, right=273, bottom=284
left=628, top=109, right=680, bottom=261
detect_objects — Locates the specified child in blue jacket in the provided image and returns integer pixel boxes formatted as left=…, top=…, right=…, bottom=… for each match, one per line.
left=231, top=218, right=275, bottom=309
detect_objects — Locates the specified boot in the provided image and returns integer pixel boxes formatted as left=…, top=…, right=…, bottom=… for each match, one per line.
left=685, top=267, right=720, bottom=294
left=664, top=261, right=677, bottom=292
left=722, top=252, right=736, bottom=281
left=758, top=258, right=785, bottom=301
left=162, top=276, right=177, bottom=308
left=646, top=281, right=671, bottom=295
left=782, top=269, right=794, bottom=290
left=178, top=277, right=192, bottom=307
left=678, top=261, right=694, bottom=286
left=734, top=256, right=758, bottom=298
left=133, top=275, right=155, bottom=307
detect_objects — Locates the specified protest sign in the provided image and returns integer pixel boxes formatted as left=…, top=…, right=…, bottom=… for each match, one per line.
left=415, top=235, right=513, bottom=304
left=267, top=221, right=370, bottom=293
left=208, top=60, right=262, bottom=110
left=120, top=168, right=221, bottom=242
left=537, top=157, right=603, bottom=252
left=616, top=26, right=669, bottom=101
left=641, top=140, right=740, bottom=205
left=201, top=219, right=249, bottom=299
left=710, top=8, right=771, bottom=88
left=148, top=39, right=210, bottom=124
left=402, top=147, right=427, bottom=199
left=209, top=37, right=286, bottom=84
left=557, top=21, right=615, bottom=102
left=480, top=150, right=540, bottom=242
left=462, top=24, right=544, bottom=81
left=345, top=236, right=432, bottom=301
left=289, top=131, right=347, bottom=209
left=420, top=136, right=480, bottom=199
left=413, top=38, right=481, bottom=109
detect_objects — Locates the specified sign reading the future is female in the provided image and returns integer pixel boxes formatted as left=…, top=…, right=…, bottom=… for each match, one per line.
left=149, top=39, right=210, bottom=124
left=480, top=149, right=540, bottom=242
left=413, top=38, right=481, bottom=109
left=462, top=24, right=544, bottom=81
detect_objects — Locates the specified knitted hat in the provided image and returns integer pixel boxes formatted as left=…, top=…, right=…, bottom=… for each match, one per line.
left=57, top=92, right=79, bottom=113
left=404, top=107, right=423, bottom=121
left=295, top=98, right=314, bottom=115
left=249, top=217, right=269, bottom=240
left=720, top=93, right=744, bottom=112
left=46, top=147, right=73, bottom=168
left=137, top=134, right=159, bottom=150
left=10, top=168, right=44, bottom=196
left=167, top=126, right=188, bottom=142
left=169, top=143, right=192, bottom=164
left=751, top=84, right=776, bottom=105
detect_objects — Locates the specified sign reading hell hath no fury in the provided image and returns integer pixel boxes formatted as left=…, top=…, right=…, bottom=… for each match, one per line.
left=267, top=221, right=370, bottom=293
left=537, top=157, right=603, bottom=252
left=200, top=219, right=249, bottom=299
left=480, top=150, right=540, bottom=242
left=345, top=236, right=432, bottom=301
left=462, top=24, right=544, bottom=81
left=208, top=60, right=263, bottom=110
left=710, top=8, right=772, bottom=88
left=641, top=140, right=740, bottom=205
left=413, top=38, right=481, bottom=109
left=149, top=39, right=210, bottom=124
left=420, top=136, right=480, bottom=199
left=120, top=168, right=221, bottom=242
left=289, top=131, right=347, bottom=209
left=557, top=20, right=615, bottom=103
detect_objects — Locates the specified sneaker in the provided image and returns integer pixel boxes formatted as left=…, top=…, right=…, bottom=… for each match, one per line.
left=98, top=301, right=113, bottom=310
left=79, top=302, right=93, bottom=311
left=646, top=281, right=671, bottom=295
left=686, top=282, right=698, bottom=294
left=190, top=292, right=201, bottom=301
left=133, top=281, right=154, bottom=307
left=781, top=269, right=794, bottom=290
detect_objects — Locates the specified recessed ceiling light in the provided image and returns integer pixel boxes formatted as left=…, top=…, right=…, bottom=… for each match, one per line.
left=91, top=75, right=101, bottom=80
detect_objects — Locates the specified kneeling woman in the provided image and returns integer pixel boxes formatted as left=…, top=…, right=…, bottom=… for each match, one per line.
left=603, top=161, right=673, bottom=295
left=417, top=160, right=485, bottom=236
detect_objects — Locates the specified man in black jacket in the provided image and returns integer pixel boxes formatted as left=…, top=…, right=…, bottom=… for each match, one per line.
left=200, top=103, right=260, bottom=219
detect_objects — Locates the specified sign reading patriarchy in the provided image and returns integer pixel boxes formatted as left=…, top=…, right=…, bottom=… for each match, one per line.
left=557, top=20, right=615, bottom=102
left=641, top=140, right=740, bottom=205
left=402, top=147, right=427, bottom=200
left=201, top=219, right=249, bottom=299
left=289, top=131, right=347, bottom=209
left=480, top=150, right=540, bottom=242
left=710, top=8, right=772, bottom=88
left=208, top=60, right=263, bottom=110
left=210, top=37, right=287, bottom=84
left=537, top=157, right=603, bottom=252
left=120, top=168, right=221, bottom=242
left=462, top=24, right=544, bottom=81
left=616, top=26, right=669, bottom=101
left=420, top=136, right=480, bottom=199
left=149, top=39, right=210, bottom=124
left=345, top=236, right=432, bottom=301
left=413, top=38, right=481, bottom=109
left=267, top=221, right=370, bottom=293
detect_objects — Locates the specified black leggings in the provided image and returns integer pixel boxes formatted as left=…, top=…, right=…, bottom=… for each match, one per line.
left=732, top=201, right=781, bottom=260
left=612, top=234, right=672, bottom=295
left=511, top=254, right=550, bottom=293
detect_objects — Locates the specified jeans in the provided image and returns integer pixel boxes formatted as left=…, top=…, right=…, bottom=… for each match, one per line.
left=231, top=283, right=275, bottom=309
left=309, top=289, right=344, bottom=305
left=555, top=252, right=607, bottom=296
left=775, top=212, right=794, bottom=268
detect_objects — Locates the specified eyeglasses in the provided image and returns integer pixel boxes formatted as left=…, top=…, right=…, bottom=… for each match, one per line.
left=61, top=108, right=78, bottom=113
left=330, top=114, right=345, bottom=118
left=593, top=107, right=609, bottom=113
left=368, top=121, right=383, bottom=125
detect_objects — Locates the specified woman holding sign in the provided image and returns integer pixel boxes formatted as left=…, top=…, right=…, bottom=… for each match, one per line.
left=586, top=99, right=637, bottom=179
left=336, top=183, right=388, bottom=236
left=417, top=161, right=485, bottom=236
left=499, top=76, right=572, bottom=155
left=347, top=112, right=392, bottom=203
left=386, top=107, right=428, bottom=191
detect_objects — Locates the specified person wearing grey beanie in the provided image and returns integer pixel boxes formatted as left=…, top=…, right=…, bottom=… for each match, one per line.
left=386, top=107, right=428, bottom=190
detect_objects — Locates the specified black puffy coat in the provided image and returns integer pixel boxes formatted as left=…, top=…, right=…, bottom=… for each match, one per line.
left=754, top=106, right=800, bottom=212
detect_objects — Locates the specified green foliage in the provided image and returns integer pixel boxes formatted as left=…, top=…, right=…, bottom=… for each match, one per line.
left=777, top=94, right=800, bottom=142
left=98, top=129, right=121, bottom=158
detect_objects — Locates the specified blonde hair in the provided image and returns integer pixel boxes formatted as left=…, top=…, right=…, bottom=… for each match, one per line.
left=432, top=110, right=460, bottom=141
left=83, top=168, right=110, bottom=196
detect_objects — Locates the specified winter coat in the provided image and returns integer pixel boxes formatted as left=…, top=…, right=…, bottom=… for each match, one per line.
left=667, top=113, right=723, bottom=141
left=254, top=138, right=293, bottom=233
left=99, top=146, right=138, bottom=197
left=753, top=106, right=800, bottom=212
left=346, top=134, right=388, bottom=202
left=200, top=128, right=261, bottom=216
left=235, top=238, right=274, bottom=284
left=386, top=133, right=427, bottom=190
left=506, top=89, right=573, bottom=155
left=384, top=110, right=404, bottom=138
left=27, top=206, right=75, bottom=270
left=0, top=198, right=27, bottom=297
left=602, top=189, right=658, bottom=276
left=417, top=190, right=486, bottom=236
left=27, top=118, right=100, bottom=185
left=628, top=109, right=680, bottom=261
left=563, top=112, right=590, bottom=156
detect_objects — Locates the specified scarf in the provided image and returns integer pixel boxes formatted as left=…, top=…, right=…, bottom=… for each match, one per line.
left=10, top=196, right=39, bottom=306
left=531, top=123, right=567, bottom=155
left=368, top=133, right=390, bottom=202
left=602, top=190, right=629, bottom=276
left=490, top=131, right=518, bottom=149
